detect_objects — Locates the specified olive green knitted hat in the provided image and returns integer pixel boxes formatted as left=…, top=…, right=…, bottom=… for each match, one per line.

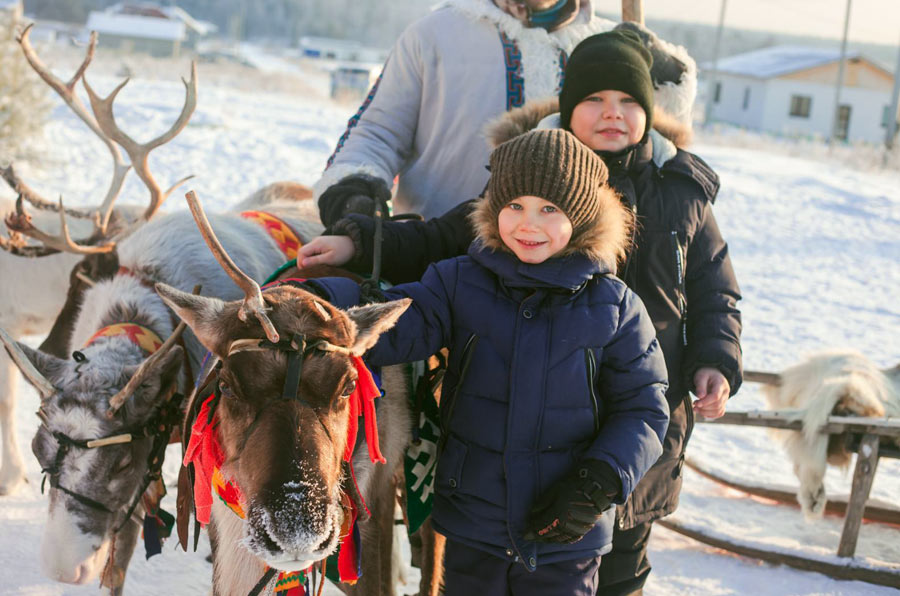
left=486, top=128, right=609, bottom=232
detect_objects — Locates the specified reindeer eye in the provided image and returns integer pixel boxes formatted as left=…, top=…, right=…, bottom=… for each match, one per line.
left=341, top=379, right=356, bottom=398
left=218, top=380, right=234, bottom=397
left=113, top=453, right=133, bottom=475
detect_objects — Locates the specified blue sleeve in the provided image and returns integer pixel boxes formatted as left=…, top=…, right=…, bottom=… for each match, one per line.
left=302, top=277, right=362, bottom=309
left=585, top=288, right=670, bottom=502
left=362, top=262, right=457, bottom=366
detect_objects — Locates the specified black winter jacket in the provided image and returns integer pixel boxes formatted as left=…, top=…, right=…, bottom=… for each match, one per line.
left=332, top=140, right=742, bottom=529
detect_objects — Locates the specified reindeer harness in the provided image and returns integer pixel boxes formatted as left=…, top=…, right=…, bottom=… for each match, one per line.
left=38, top=390, right=183, bottom=536
left=181, top=281, right=385, bottom=595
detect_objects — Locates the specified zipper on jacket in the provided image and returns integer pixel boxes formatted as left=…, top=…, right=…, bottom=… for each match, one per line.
left=584, top=349, right=601, bottom=435
left=438, top=333, right=479, bottom=453
left=671, top=231, right=688, bottom=347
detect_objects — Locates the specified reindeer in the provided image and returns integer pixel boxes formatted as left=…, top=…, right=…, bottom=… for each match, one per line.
left=157, top=192, right=413, bottom=595
left=0, top=179, right=322, bottom=593
left=759, top=351, right=900, bottom=519
left=0, top=35, right=324, bottom=591
left=0, top=25, right=192, bottom=495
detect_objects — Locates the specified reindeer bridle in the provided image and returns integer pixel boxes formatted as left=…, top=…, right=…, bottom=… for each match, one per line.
left=222, top=326, right=355, bottom=455
left=38, top=392, right=184, bottom=533
left=229, top=330, right=353, bottom=402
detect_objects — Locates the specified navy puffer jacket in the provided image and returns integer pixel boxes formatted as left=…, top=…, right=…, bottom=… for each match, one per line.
left=314, top=243, right=669, bottom=569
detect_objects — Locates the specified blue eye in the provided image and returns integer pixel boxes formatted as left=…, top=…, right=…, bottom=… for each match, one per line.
left=542, top=205, right=557, bottom=213
left=506, top=202, right=523, bottom=210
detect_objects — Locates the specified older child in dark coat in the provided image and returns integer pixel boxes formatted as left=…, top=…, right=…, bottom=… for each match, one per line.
left=301, top=30, right=742, bottom=595
left=310, top=128, right=669, bottom=595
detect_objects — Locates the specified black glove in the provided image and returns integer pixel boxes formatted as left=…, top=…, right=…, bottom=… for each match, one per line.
left=614, top=22, right=687, bottom=87
left=318, top=174, right=392, bottom=228
left=523, top=459, right=621, bottom=544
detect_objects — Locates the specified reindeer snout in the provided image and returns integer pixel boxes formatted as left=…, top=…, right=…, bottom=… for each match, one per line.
left=244, top=480, right=341, bottom=562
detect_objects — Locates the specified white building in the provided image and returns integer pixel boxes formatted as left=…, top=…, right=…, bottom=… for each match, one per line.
left=86, top=3, right=215, bottom=57
left=707, top=45, right=897, bottom=144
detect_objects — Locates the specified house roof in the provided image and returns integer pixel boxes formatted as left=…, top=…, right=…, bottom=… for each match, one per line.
left=87, top=10, right=185, bottom=41
left=161, top=6, right=217, bottom=35
left=710, top=45, right=883, bottom=79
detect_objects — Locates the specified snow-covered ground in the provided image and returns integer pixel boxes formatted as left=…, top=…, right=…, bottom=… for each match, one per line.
left=1, top=45, right=899, bottom=595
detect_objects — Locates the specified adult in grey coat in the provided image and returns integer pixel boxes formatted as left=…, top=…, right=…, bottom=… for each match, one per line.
left=314, top=0, right=696, bottom=224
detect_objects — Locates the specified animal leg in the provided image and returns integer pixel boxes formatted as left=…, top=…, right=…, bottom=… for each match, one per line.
left=0, top=349, right=26, bottom=495
left=100, top=518, right=142, bottom=596
left=785, top=434, right=829, bottom=519
left=414, top=517, right=445, bottom=596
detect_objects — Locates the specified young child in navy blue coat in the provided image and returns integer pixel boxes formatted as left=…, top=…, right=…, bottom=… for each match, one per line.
left=302, top=30, right=742, bottom=594
left=310, top=128, right=669, bottom=595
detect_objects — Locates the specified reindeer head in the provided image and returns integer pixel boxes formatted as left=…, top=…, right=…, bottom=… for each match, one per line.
left=157, top=283, right=408, bottom=571
left=0, top=327, right=183, bottom=585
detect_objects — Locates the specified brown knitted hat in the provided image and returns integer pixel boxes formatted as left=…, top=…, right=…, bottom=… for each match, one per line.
left=487, top=128, right=609, bottom=232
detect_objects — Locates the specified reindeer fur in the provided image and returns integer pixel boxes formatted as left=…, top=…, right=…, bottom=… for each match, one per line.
left=158, top=276, right=412, bottom=596
left=207, top=365, right=411, bottom=596
left=762, top=351, right=900, bottom=519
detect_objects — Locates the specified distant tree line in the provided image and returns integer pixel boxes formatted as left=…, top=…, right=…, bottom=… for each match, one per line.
left=23, top=0, right=432, bottom=48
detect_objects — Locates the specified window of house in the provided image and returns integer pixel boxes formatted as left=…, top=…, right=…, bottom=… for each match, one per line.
left=882, top=105, right=893, bottom=128
left=742, top=87, right=751, bottom=110
left=713, top=82, right=721, bottom=104
left=789, top=95, right=812, bottom=118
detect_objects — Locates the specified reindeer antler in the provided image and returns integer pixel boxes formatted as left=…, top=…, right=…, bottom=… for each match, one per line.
left=85, top=62, right=198, bottom=223
left=5, top=195, right=116, bottom=255
left=16, top=25, right=130, bottom=234
left=2, top=28, right=197, bottom=257
left=106, top=284, right=202, bottom=418
left=184, top=190, right=280, bottom=343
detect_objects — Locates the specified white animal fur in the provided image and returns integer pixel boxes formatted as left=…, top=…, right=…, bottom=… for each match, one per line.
left=33, top=194, right=322, bottom=587
left=762, top=350, right=900, bottom=519
left=0, top=199, right=98, bottom=494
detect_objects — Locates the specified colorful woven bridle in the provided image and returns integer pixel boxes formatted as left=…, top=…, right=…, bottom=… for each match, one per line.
left=183, top=281, right=385, bottom=596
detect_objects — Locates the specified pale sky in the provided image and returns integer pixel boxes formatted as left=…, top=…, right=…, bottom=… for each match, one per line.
left=593, top=0, right=900, bottom=46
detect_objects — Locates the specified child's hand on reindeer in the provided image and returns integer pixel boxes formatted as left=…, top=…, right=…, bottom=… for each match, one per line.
left=298, top=235, right=355, bottom=267
left=692, top=367, right=730, bottom=419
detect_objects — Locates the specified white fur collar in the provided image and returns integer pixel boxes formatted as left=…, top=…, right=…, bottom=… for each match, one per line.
left=438, top=0, right=615, bottom=101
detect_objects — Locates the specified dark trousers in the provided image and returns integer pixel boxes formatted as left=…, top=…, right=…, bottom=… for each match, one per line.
left=443, top=539, right=600, bottom=596
left=596, top=522, right=653, bottom=596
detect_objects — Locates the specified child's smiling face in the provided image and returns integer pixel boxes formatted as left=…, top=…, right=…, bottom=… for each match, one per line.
left=569, top=89, right=646, bottom=152
left=498, top=195, right=573, bottom=264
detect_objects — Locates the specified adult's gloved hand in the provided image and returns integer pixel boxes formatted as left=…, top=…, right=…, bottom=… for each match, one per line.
left=317, top=174, right=391, bottom=228
left=614, top=21, right=687, bottom=87
left=523, top=459, right=621, bottom=544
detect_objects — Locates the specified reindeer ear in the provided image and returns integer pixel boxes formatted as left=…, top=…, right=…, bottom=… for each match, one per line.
left=128, top=346, right=184, bottom=418
left=155, top=283, right=230, bottom=357
left=346, top=298, right=412, bottom=356
left=0, top=328, right=63, bottom=399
